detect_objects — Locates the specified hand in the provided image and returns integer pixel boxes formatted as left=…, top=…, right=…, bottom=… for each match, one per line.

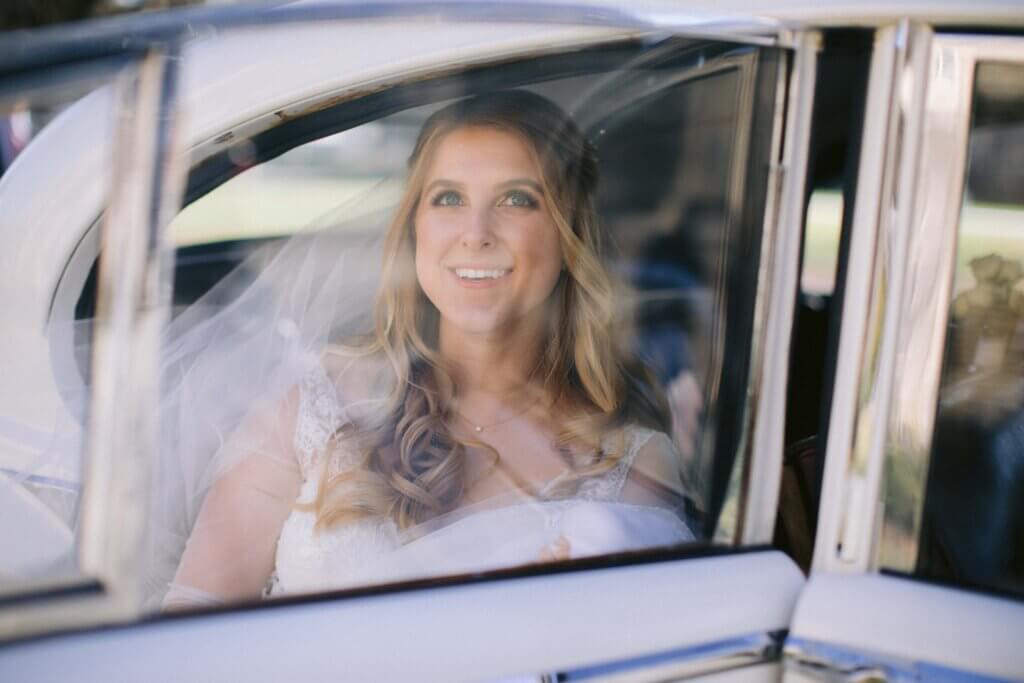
left=537, top=534, right=571, bottom=562
left=667, top=371, right=702, bottom=466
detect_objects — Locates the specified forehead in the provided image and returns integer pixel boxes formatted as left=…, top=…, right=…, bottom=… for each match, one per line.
left=424, top=126, right=540, bottom=181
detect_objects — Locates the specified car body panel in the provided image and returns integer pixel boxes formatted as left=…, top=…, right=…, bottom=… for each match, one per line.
left=788, top=573, right=1024, bottom=681
left=0, top=551, right=803, bottom=682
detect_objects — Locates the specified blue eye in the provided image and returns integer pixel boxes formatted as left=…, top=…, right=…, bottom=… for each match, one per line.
left=431, top=190, right=464, bottom=207
left=500, top=190, right=539, bottom=209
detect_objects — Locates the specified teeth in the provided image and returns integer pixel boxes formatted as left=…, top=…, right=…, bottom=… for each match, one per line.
left=454, top=268, right=508, bottom=280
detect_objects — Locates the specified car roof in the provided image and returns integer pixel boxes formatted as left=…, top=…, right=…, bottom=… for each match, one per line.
left=619, top=0, right=1024, bottom=26
left=2, top=0, right=1022, bottom=77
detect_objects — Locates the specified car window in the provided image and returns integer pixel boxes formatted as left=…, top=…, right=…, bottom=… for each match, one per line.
left=170, top=118, right=413, bottom=247
left=883, top=60, right=1024, bottom=598
left=55, top=34, right=788, bottom=613
left=0, top=74, right=117, bottom=597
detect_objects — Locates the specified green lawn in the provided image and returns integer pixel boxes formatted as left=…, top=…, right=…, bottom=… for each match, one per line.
left=170, top=173, right=400, bottom=246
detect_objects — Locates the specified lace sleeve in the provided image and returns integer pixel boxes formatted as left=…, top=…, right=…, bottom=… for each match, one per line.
left=164, top=390, right=303, bottom=608
left=293, top=366, right=343, bottom=478
left=576, top=428, right=655, bottom=502
left=617, top=429, right=687, bottom=508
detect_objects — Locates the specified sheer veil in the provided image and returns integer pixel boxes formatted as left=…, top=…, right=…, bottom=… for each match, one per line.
left=146, top=180, right=402, bottom=606
left=6, top=86, right=705, bottom=606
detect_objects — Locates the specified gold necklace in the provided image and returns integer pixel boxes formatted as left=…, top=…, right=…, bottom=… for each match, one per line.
left=452, top=399, right=533, bottom=433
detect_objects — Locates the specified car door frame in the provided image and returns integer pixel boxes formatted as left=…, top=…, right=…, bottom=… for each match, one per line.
left=785, top=23, right=1024, bottom=682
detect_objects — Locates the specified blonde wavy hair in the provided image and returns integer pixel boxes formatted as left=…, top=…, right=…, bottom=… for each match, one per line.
left=312, top=91, right=668, bottom=530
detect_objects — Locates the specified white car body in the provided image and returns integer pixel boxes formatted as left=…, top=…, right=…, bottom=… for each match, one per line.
left=1, top=2, right=1023, bottom=681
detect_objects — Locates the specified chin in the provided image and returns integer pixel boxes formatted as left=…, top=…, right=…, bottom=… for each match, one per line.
left=437, top=305, right=512, bottom=335
left=446, top=315, right=508, bottom=336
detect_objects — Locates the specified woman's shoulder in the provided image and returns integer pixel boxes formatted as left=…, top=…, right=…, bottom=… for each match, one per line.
left=601, top=424, right=666, bottom=463
left=291, top=345, right=393, bottom=475
left=319, top=344, right=394, bottom=411
left=614, top=424, right=687, bottom=508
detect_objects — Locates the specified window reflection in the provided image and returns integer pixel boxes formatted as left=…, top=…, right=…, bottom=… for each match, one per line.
left=0, top=84, right=116, bottom=591
left=916, top=62, right=1024, bottom=597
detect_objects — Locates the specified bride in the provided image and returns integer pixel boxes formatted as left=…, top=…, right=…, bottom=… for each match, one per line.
left=162, top=90, right=695, bottom=609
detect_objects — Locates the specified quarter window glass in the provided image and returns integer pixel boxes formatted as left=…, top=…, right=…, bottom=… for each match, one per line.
left=0, top=73, right=116, bottom=595
left=913, top=62, right=1024, bottom=597
left=153, top=40, right=784, bottom=612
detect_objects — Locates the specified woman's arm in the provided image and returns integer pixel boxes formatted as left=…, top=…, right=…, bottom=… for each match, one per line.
left=164, top=391, right=303, bottom=609
left=619, top=431, right=687, bottom=509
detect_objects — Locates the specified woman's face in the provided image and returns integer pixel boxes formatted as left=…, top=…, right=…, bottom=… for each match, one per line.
left=414, top=126, right=564, bottom=337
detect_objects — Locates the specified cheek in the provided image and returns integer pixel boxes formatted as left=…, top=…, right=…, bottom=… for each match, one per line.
left=413, top=219, right=440, bottom=296
left=520, top=220, right=564, bottom=294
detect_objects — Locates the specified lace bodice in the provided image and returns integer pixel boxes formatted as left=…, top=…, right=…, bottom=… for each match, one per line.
left=266, top=368, right=693, bottom=598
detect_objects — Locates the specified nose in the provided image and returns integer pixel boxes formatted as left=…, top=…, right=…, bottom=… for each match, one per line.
left=460, top=208, right=495, bottom=249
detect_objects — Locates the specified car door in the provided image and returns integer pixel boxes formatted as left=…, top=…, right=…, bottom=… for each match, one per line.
left=0, top=4, right=817, bottom=680
left=784, top=25, right=1024, bottom=681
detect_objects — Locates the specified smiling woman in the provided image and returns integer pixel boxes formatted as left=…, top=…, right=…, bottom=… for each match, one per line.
left=414, top=126, right=563, bottom=338
left=162, top=91, right=695, bottom=609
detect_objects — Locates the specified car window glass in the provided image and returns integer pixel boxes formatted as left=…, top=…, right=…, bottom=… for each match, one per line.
left=889, top=61, right=1024, bottom=598
left=170, top=120, right=412, bottom=247
left=0, top=70, right=116, bottom=595
left=149, top=37, right=784, bottom=612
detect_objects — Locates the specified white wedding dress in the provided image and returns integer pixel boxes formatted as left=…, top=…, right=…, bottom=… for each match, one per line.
left=263, top=368, right=695, bottom=598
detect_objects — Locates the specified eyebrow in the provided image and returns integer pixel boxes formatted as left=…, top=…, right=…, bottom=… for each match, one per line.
left=496, top=178, right=543, bottom=193
left=423, top=179, right=467, bottom=195
left=422, top=178, right=543, bottom=195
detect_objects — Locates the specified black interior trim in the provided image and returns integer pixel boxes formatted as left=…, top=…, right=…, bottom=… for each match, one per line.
left=810, top=33, right=872, bottom=513
left=0, top=579, right=103, bottom=610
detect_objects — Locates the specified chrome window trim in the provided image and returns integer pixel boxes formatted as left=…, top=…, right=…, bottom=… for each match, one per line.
left=813, top=21, right=935, bottom=574
left=784, top=636, right=1014, bottom=683
left=872, top=31, right=980, bottom=572
left=693, top=43, right=790, bottom=543
left=735, top=29, right=821, bottom=545
left=0, top=46, right=187, bottom=641
left=539, top=630, right=784, bottom=682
